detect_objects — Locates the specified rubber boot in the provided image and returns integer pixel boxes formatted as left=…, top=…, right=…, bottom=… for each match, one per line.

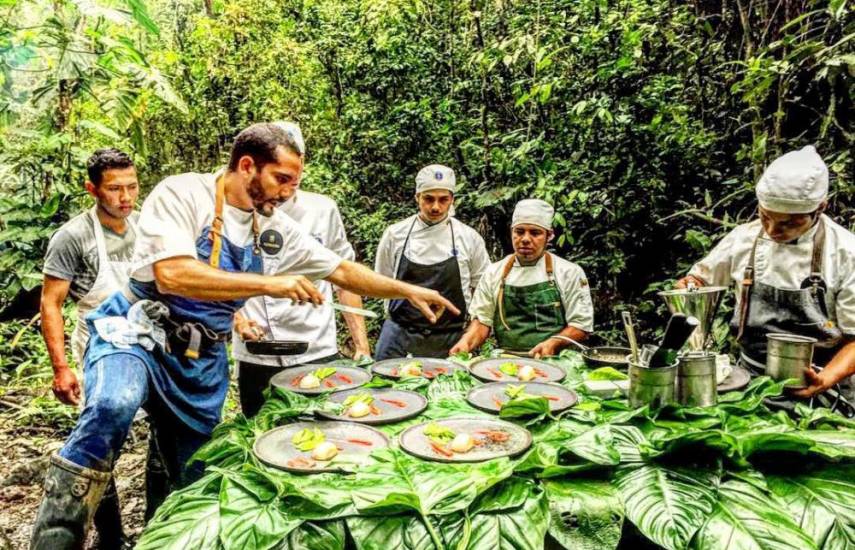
left=144, top=429, right=171, bottom=522
left=92, top=477, right=125, bottom=548
left=30, top=454, right=111, bottom=550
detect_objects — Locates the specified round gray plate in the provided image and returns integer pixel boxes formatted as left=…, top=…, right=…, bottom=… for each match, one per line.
left=467, top=382, right=578, bottom=414
left=269, top=364, right=371, bottom=395
left=718, top=364, right=751, bottom=393
left=370, top=358, right=463, bottom=380
left=253, top=421, right=389, bottom=473
left=399, top=417, right=532, bottom=463
left=316, top=388, right=428, bottom=425
left=469, top=358, right=566, bottom=384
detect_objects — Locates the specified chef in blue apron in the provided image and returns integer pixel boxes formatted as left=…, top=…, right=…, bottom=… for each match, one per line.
left=451, top=199, right=595, bottom=357
left=374, top=164, right=491, bottom=359
left=29, top=123, right=458, bottom=550
left=677, top=146, right=855, bottom=411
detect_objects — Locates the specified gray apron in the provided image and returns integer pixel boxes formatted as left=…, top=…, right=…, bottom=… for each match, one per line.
left=732, top=220, right=853, bottom=415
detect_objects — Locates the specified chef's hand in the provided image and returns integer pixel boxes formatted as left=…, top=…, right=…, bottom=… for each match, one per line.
left=405, top=287, right=461, bottom=324
left=529, top=339, right=560, bottom=359
left=52, top=365, right=81, bottom=406
left=235, top=317, right=266, bottom=341
left=353, top=348, right=372, bottom=362
left=272, top=275, right=325, bottom=305
left=675, top=275, right=705, bottom=289
left=791, top=368, right=834, bottom=398
left=449, top=341, right=470, bottom=355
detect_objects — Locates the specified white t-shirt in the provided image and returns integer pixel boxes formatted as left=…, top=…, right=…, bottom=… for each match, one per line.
left=688, top=214, right=855, bottom=334
left=233, top=190, right=356, bottom=366
left=469, top=253, right=595, bottom=332
left=374, top=214, right=491, bottom=313
left=131, top=171, right=342, bottom=286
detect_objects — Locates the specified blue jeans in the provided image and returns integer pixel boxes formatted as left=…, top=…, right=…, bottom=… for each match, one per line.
left=59, top=352, right=208, bottom=489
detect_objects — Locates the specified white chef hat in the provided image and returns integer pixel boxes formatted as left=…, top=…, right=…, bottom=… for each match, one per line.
left=273, top=120, right=306, bottom=156
left=415, top=164, right=456, bottom=194
left=756, top=146, right=828, bottom=214
left=512, top=199, right=554, bottom=230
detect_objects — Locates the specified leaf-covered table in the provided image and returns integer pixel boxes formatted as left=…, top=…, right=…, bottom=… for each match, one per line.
left=138, top=352, right=855, bottom=550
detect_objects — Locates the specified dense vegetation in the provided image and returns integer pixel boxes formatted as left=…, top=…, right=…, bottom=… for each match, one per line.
left=1, top=0, right=852, bottom=344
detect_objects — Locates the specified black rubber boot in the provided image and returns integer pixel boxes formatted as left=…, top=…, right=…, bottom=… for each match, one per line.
left=30, top=454, right=111, bottom=550
left=144, top=428, right=171, bottom=522
left=92, top=477, right=125, bottom=548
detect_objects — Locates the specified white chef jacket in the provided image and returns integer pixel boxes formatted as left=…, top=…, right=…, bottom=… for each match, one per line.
left=374, top=214, right=491, bottom=313
left=469, top=253, right=595, bottom=332
left=688, top=214, right=855, bottom=335
left=232, top=190, right=356, bottom=366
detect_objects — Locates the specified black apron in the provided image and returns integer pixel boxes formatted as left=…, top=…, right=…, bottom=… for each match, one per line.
left=374, top=218, right=468, bottom=360
left=732, top=220, right=852, bottom=415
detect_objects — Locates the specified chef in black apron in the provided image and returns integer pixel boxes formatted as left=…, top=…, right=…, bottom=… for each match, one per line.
left=677, top=146, right=855, bottom=413
left=374, top=165, right=491, bottom=359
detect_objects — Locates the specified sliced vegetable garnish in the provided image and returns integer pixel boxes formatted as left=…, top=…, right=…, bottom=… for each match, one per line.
left=505, top=384, right=527, bottom=399
left=342, top=392, right=375, bottom=407
left=291, top=427, right=325, bottom=451
left=585, top=366, right=629, bottom=381
left=498, top=362, right=519, bottom=376
left=423, top=422, right=456, bottom=444
left=313, top=367, right=337, bottom=380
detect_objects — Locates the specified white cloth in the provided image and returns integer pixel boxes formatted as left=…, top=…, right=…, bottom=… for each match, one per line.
left=415, top=164, right=456, bottom=194
left=374, top=214, right=490, bottom=312
left=688, top=214, right=855, bottom=335
left=233, top=190, right=356, bottom=366
left=130, top=171, right=342, bottom=284
left=70, top=207, right=138, bottom=365
left=469, top=253, right=595, bottom=332
left=512, top=199, right=554, bottom=230
left=93, top=300, right=167, bottom=351
left=756, top=146, right=828, bottom=214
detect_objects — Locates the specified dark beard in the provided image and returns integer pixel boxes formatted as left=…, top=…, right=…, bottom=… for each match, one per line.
left=247, top=175, right=274, bottom=216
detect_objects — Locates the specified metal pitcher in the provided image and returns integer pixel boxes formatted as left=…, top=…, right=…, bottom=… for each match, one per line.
left=658, top=286, right=727, bottom=351
left=677, top=351, right=717, bottom=407
left=629, top=361, right=677, bottom=409
left=766, top=333, right=816, bottom=388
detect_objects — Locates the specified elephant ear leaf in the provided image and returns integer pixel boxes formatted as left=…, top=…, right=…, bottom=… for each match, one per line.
left=615, top=463, right=719, bottom=550
left=544, top=478, right=623, bottom=550
left=690, top=479, right=818, bottom=550
left=766, top=464, right=855, bottom=550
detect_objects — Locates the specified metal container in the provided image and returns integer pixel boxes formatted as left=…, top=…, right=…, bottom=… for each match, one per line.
left=677, top=351, right=717, bottom=407
left=628, top=361, right=677, bottom=409
left=658, top=286, right=727, bottom=351
left=766, top=333, right=816, bottom=388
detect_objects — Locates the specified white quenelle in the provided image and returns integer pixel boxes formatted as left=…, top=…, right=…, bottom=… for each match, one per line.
left=517, top=365, right=536, bottom=381
left=450, top=433, right=475, bottom=453
left=300, top=374, right=321, bottom=389
left=348, top=401, right=371, bottom=418
left=311, top=441, right=338, bottom=461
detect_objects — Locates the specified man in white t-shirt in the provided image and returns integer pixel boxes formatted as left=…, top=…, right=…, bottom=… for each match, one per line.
left=30, top=123, right=459, bottom=549
left=232, top=122, right=371, bottom=416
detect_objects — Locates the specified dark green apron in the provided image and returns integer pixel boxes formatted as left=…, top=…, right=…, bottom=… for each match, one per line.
left=493, top=253, right=566, bottom=353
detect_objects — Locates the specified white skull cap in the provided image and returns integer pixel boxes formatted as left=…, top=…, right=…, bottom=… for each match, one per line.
left=512, top=199, right=554, bottom=230
left=415, top=164, right=456, bottom=194
left=756, top=145, right=828, bottom=214
left=273, top=121, right=305, bottom=155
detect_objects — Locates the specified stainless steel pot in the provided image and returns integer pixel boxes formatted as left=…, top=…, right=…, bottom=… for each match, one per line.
left=766, top=333, right=816, bottom=388
left=677, top=351, right=717, bottom=407
left=628, top=360, right=677, bottom=409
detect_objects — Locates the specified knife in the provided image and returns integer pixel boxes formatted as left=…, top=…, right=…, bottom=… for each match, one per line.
left=331, top=303, right=379, bottom=318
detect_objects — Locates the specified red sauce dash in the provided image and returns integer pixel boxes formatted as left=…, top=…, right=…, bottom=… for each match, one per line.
left=430, top=442, right=453, bottom=457
left=347, top=438, right=373, bottom=447
left=493, top=397, right=504, bottom=408
left=476, top=430, right=510, bottom=442
left=287, top=456, right=316, bottom=468
left=369, top=404, right=382, bottom=416
left=324, top=379, right=335, bottom=388
left=435, top=367, right=448, bottom=374
left=534, top=368, right=548, bottom=378
left=544, top=395, right=560, bottom=401
left=391, top=368, right=399, bottom=376
left=380, top=398, right=407, bottom=408
left=487, top=368, right=503, bottom=379
left=291, top=374, right=304, bottom=387
left=336, top=373, right=353, bottom=384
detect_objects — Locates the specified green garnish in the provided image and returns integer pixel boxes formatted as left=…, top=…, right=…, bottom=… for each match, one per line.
left=423, top=422, right=456, bottom=444
left=584, top=367, right=629, bottom=381
left=505, top=384, right=527, bottom=399
left=342, top=392, right=374, bottom=407
left=313, top=367, right=337, bottom=380
left=291, top=428, right=325, bottom=451
left=499, top=362, right=519, bottom=376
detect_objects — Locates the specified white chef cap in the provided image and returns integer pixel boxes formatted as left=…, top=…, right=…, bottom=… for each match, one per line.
left=415, top=164, right=456, bottom=194
left=273, top=120, right=306, bottom=156
left=756, top=145, right=828, bottom=214
left=512, top=199, right=554, bottom=230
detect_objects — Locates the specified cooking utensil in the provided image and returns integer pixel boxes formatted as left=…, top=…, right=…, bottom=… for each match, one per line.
left=649, top=315, right=701, bottom=368
left=622, top=311, right=639, bottom=363
left=658, top=286, right=727, bottom=350
left=399, top=417, right=532, bottom=463
left=466, top=382, right=578, bottom=414
left=628, top=360, right=677, bottom=409
left=330, top=303, right=379, bottom=318
left=253, top=421, right=389, bottom=473
left=469, top=357, right=566, bottom=384
left=549, top=334, right=588, bottom=352
left=244, top=340, right=309, bottom=356
left=676, top=351, right=717, bottom=407
left=269, top=364, right=371, bottom=395
left=581, top=346, right=632, bottom=368
left=766, top=333, right=816, bottom=388
left=316, top=388, right=427, bottom=425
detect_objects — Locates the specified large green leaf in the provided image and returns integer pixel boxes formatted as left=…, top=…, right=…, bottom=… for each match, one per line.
left=616, top=463, right=719, bottom=550
left=690, top=480, right=817, bottom=550
left=281, top=520, right=346, bottom=550
left=465, top=483, right=549, bottom=550
left=544, top=477, right=623, bottom=550
left=218, top=477, right=301, bottom=550
left=136, top=494, right=221, bottom=550
left=346, top=514, right=436, bottom=550
left=766, top=465, right=855, bottom=550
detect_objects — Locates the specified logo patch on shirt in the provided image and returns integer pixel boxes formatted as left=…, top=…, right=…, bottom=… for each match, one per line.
left=259, top=229, right=284, bottom=255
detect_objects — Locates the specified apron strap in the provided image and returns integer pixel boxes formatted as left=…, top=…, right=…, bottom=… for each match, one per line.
left=736, top=228, right=763, bottom=343
left=395, top=217, right=419, bottom=275
left=209, top=176, right=226, bottom=269
left=497, top=252, right=552, bottom=331
left=810, top=218, right=825, bottom=278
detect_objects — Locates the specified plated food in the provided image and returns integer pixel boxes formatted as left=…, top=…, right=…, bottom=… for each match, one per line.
left=370, top=358, right=464, bottom=380
left=467, top=382, right=578, bottom=414
left=269, top=364, right=371, bottom=395
left=399, top=418, right=532, bottom=462
left=316, top=388, right=428, bottom=425
left=469, top=358, right=566, bottom=384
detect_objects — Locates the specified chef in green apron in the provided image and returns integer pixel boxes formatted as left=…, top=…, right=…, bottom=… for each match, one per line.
left=450, top=199, right=594, bottom=357
left=676, top=146, right=855, bottom=411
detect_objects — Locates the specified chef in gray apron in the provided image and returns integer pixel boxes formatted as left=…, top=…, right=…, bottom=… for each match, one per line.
left=678, top=146, right=855, bottom=413
left=451, top=199, right=595, bottom=357
left=374, top=165, right=491, bottom=359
